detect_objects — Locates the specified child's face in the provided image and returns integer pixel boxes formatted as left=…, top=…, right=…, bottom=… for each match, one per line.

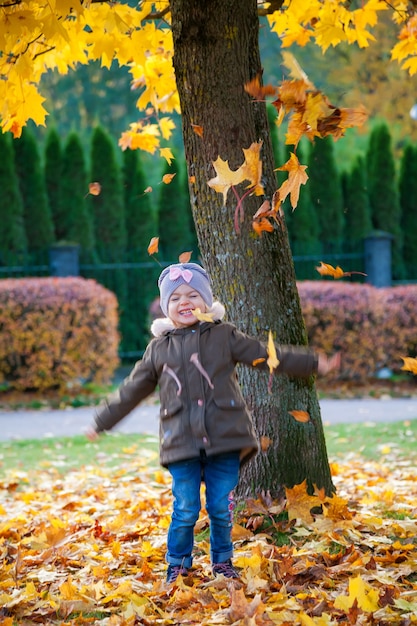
left=168, top=284, right=207, bottom=328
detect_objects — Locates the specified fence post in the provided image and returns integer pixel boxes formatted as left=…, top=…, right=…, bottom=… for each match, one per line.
left=49, top=244, right=80, bottom=277
left=364, top=231, right=393, bottom=287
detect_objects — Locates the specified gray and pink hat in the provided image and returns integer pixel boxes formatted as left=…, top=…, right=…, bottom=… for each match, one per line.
left=158, top=263, right=213, bottom=316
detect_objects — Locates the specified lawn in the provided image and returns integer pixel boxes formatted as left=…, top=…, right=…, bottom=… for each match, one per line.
left=0, top=418, right=416, bottom=476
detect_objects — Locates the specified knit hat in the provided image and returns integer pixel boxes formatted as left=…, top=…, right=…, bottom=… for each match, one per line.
left=158, top=263, right=213, bottom=316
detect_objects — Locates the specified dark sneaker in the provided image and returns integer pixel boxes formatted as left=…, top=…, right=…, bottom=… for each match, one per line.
left=212, top=559, right=240, bottom=579
left=166, top=564, right=188, bottom=584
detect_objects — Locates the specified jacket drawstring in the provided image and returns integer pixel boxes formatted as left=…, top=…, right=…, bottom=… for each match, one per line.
left=190, top=353, right=214, bottom=389
left=163, top=363, right=182, bottom=396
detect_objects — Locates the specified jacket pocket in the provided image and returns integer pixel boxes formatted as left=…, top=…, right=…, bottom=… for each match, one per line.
left=213, top=396, right=246, bottom=410
left=160, top=394, right=183, bottom=419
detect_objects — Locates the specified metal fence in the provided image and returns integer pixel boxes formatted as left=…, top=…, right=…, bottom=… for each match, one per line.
left=0, top=237, right=397, bottom=360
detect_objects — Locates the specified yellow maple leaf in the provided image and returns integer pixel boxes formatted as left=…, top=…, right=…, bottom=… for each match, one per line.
left=267, top=330, right=279, bottom=373
left=316, top=261, right=367, bottom=279
left=316, top=261, right=345, bottom=279
left=285, top=479, right=323, bottom=523
left=159, top=116, right=175, bottom=140
left=276, top=152, right=308, bottom=210
left=191, top=308, right=214, bottom=323
left=60, top=575, right=79, bottom=601
left=240, top=141, right=264, bottom=196
left=281, top=51, right=315, bottom=89
left=334, top=574, right=380, bottom=613
left=401, top=356, right=417, bottom=375
left=160, top=147, right=174, bottom=164
left=323, top=494, right=353, bottom=521
left=207, top=156, right=246, bottom=204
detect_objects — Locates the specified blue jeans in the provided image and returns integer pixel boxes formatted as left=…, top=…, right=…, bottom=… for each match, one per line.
left=166, top=451, right=240, bottom=568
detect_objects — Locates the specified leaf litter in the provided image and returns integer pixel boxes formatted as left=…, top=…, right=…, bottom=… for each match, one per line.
left=0, top=443, right=416, bottom=625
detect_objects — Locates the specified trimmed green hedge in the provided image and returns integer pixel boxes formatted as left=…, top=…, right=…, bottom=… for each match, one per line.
left=0, top=277, right=120, bottom=391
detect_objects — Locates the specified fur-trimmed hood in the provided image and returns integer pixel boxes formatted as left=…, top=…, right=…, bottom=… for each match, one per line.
left=150, top=301, right=226, bottom=337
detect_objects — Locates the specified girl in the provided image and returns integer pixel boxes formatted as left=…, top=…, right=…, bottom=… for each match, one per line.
left=87, top=262, right=339, bottom=584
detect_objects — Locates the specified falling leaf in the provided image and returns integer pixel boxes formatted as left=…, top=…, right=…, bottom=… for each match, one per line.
left=191, top=123, right=204, bottom=137
left=240, top=141, right=264, bottom=196
left=289, top=410, right=310, bottom=423
left=316, top=261, right=367, bottom=279
left=88, top=182, right=101, bottom=196
left=144, top=186, right=153, bottom=194
left=178, top=251, right=192, bottom=263
left=147, top=237, right=159, bottom=255
left=266, top=330, right=279, bottom=394
left=244, top=74, right=277, bottom=100
left=252, top=216, right=274, bottom=235
left=160, top=147, right=174, bottom=164
left=191, top=308, right=214, bottom=323
left=400, top=356, right=417, bottom=375
left=207, top=155, right=246, bottom=204
left=260, top=436, right=273, bottom=452
left=266, top=330, right=279, bottom=373
left=281, top=51, right=315, bottom=89
left=162, top=173, right=176, bottom=184
left=276, top=152, right=308, bottom=210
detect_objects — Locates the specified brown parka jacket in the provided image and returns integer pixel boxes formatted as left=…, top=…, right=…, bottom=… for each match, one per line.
left=92, top=303, right=318, bottom=467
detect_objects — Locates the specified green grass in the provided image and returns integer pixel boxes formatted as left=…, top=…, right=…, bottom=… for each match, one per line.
left=0, top=420, right=416, bottom=476
left=324, top=419, right=417, bottom=461
left=0, top=432, right=159, bottom=476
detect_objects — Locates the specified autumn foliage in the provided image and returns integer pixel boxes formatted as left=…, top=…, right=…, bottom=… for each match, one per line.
left=2, top=0, right=417, bottom=150
left=0, top=278, right=119, bottom=391
left=1, top=446, right=416, bottom=624
left=298, top=282, right=417, bottom=381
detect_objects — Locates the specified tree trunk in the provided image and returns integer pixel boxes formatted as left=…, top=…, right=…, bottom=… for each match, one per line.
left=170, top=0, right=335, bottom=497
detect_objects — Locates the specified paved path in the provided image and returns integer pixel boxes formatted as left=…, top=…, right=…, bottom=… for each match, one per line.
left=0, top=397, right=416, bottom=441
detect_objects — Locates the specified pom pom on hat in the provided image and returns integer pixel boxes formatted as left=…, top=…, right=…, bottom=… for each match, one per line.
left=158, top=263, right=213, bottom=316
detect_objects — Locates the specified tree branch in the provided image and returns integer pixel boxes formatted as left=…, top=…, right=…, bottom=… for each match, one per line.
left=0, top=0, right=21, bottom=6
left=257, top=0, right=285, bottom=17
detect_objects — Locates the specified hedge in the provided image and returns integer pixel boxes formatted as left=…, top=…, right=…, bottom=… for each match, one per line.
left=0, top=277, right=119, bottom=391
left=298, top=281, right=417, bottom=381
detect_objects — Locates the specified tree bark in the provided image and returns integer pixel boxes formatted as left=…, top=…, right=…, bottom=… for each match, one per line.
left=170, top=0, right=335, bottom=497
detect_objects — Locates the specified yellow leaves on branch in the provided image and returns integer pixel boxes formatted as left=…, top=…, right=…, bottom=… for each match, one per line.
left=0, top=1, right=177, bottom=141
left=2, top=0, right=417, bottom=141
left=392, top=14, right=417, bottom=75
left=267, top=0, right=414, bottom=68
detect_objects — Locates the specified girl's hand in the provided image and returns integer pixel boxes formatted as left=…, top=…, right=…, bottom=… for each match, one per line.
left=85, top=427, right=99, bottom=442
left=317, top=352, right=341, bottom=376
